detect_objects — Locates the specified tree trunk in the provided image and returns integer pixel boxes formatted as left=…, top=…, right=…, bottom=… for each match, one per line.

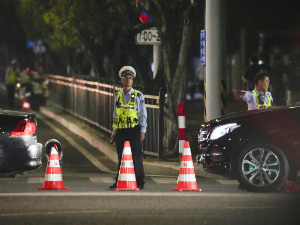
left=152, top=1, right=201, bottom=151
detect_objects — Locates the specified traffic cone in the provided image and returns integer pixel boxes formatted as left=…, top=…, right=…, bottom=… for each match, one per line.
left=21, top=99, right=31, bottom=110
left=285, top=180, right=300, bottom=193
left=173, top=141, right=202, bottom=191
left=38, top=145, right=69, bottom=190
left=115, top=141, right=139, bottom=191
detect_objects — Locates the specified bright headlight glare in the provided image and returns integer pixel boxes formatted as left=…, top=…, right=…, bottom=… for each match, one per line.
left=210, top=123, right=240, bottom=140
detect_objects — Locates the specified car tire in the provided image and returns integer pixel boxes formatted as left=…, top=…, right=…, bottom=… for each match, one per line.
left=236, top=142, right=289, bottom=192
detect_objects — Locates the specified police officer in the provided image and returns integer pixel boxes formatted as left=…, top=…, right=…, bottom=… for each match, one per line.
left=110, top=66, right=147, bottom=189
left=5, top=59, right=19, bottom=108
left=235, top=72, right=274, bottom=110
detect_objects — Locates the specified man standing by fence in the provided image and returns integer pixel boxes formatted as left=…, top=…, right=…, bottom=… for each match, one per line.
left=110, top=66, right=147, bottom=189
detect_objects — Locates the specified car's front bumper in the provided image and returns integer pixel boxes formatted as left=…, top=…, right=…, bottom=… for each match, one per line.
left=196, top=142, right=229, bottom=172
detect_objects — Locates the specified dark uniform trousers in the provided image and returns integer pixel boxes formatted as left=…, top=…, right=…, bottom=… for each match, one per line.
left=115, top=125, right=145, bottom=186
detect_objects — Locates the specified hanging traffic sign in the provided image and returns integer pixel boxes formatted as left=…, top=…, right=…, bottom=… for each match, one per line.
left=139, top=10, right=153, bottom=23
left=33, top=45, right=46, bottom=53
left=27, top=39, right=46, bottom=53
left=135, top=28, right=161, bottom=45
left=33, top=40, right=46, bottom=53
left=26, top=39, right=34, bottom=49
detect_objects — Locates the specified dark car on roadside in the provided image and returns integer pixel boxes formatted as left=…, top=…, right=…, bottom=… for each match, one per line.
left=197, top=106, right=300, bottom=192
left=0, top=109, right=42, bottom=177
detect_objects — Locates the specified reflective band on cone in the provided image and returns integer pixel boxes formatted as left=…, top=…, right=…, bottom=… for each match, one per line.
left=38, top=146, right=69, bottom=190
left=115, top=141, right=139, bottom=191
left=173, top=141, right=202, bottom=191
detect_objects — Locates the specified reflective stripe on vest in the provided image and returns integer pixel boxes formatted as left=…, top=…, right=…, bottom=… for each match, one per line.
left=249, top=90, right=272, bottom=110
left=113, top=89, right=139, bottom=129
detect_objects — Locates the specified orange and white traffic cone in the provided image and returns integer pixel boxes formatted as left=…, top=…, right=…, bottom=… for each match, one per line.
left=21, top=99, right=31, bottom=111
left=115, top=141, right=139, bottom=191
left=173, top=141, right=202, bottom=191
left=285, top=180, right=300, bottom=193
left=38, top=145, right=69, bottom=190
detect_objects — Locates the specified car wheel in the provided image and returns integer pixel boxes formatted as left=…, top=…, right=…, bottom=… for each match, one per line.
left=236, top=142, right=289, bottom=192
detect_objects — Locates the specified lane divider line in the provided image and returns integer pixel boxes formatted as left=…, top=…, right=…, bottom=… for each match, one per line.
left=89, top=177, right=115, bottom=183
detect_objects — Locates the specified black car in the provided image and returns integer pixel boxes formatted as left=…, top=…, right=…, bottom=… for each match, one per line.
left=197, top=106, right=300, bottom=192
left=0, top=109, right=42, bottom=177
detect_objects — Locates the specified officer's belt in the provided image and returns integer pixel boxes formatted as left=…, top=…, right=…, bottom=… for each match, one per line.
left=116, top=106, right=135, bottom=110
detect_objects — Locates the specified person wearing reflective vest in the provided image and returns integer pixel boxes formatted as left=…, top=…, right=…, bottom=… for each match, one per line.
left=5, top=59, right=19, bottom=108
left=235, top=72, right=274, bottom=110
left=110, top=66, right=147, bottom=189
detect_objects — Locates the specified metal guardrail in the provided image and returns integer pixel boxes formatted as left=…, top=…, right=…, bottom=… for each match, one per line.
left=47, top=74, right=165, bottom=161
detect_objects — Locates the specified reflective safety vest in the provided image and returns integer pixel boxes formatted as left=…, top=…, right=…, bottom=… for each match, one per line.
left=113, top=89, right=139, bottom=129
left=250, top=90, right=272, bottom=110
left=7, top=67, right=17, bottom=85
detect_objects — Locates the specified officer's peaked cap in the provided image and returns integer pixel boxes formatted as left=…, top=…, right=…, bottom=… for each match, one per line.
left=119, top=66, right=136, bottom=78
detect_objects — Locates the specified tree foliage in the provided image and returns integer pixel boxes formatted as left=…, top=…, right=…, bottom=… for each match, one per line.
left=17, top=0, right=155, bottom=80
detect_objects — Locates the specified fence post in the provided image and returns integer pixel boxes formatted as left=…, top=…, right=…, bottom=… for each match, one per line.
left=158, top=87, right=165, bottom=162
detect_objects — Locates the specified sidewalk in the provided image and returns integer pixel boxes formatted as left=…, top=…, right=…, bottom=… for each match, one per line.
left=39, top=105, right=226, bottom=179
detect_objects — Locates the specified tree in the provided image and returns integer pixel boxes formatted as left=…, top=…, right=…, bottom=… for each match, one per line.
left=18, top=0, right=157, bottom=80
left=138, top=0, right=203, bottom=151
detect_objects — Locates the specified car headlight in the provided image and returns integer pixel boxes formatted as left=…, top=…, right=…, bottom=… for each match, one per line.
left=209, top=123, right=240, bottom=140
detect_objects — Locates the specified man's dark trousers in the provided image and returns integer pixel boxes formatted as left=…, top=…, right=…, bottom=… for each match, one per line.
left=115, top=126, right=145, bottom=186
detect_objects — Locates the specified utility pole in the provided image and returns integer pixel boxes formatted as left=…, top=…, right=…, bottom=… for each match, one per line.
left=205, top=0, right=226, bottom=121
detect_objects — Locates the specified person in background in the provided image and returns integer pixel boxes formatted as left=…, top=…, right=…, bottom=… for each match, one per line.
left=5, top=59, right=19, bottom=108
left=110, top=66, right=147, bottom=189
left=242, top=55, right=260, bottom=91
left=235, top=72, right=274, bottom=110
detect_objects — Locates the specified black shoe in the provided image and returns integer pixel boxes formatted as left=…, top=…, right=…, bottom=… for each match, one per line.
left=138, top=183, right=145, bottom=189
left=109, top=183, right=117, bottom=188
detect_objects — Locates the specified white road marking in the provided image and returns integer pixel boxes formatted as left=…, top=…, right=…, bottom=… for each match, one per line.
left=225, top=207, right=278, bottom=209
left=89, top=177, right=115, bottom=183
left=24, top=176, right=238, bottom=185
left=0, top=210, right=110, bottom=217
left=0, top=192, right=278, bottom=197
left=216, top=180, right=239, bottom=185
left=28, top=178, right=45, bottom=183
left=151, top=178, right=177, bottom=184
left=41, top=118, right=115, bottom=174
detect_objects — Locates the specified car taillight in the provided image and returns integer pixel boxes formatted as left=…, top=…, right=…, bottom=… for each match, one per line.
left=10, top=121, right=36, bottom=137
